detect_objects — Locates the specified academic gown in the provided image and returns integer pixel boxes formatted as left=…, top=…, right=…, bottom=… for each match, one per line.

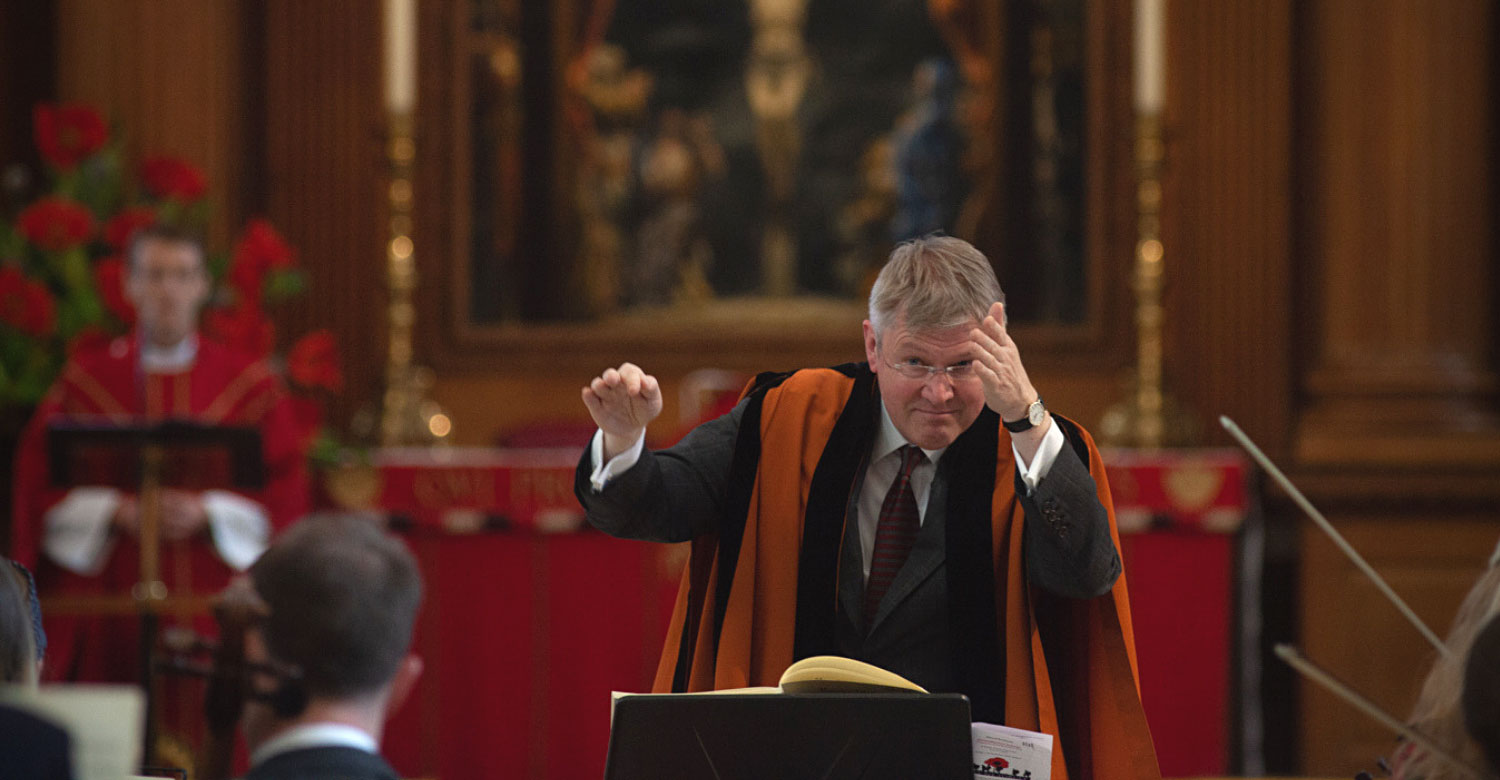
left=580, top=364, right=1160, bottom=780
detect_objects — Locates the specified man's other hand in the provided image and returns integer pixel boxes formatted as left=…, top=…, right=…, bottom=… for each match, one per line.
left=160, top=489, right=210, bottom=541
left=582, top=362, right=663, bottom=460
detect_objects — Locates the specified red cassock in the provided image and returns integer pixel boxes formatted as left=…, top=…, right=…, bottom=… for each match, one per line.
left=10, top=335, right=308, bottom=685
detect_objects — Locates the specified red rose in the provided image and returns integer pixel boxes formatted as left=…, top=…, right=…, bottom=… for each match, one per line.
left=93, top=256, right=136, bottom=325
left=0, top=267, right=56, bottom=338
left=17, top=197, right=96, bottom=252
left=287, top=330, right=343, bottom=392
left=139, top=156, right=208, bottom=202
left=103, top=207, right=158, bottom=252
left=204, top=303, right=276, bottom=358
left=33, top=103, right=109, bottom=170
left=233, top=219, right=297, bottom=272
left=228, top=219, right=297, bottom=306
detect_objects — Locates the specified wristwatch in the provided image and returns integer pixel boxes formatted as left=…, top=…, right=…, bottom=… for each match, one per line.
left=1003, top=396, right=1046, bottom=433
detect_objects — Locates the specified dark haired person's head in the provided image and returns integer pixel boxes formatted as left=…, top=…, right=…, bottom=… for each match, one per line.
left=1, top=559, right=42, bottom=685
left=242, top=514, right=423, bottom=750
left=1463, top=613, right=1500, bottom=776
left=124, top=223, right=209, bottom=349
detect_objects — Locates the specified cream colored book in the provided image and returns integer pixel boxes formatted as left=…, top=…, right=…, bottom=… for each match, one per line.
left=611, top=655, right=927, bottom=715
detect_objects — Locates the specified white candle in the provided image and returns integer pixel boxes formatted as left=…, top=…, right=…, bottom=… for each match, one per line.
left=1133, top=0, right=1165, bottom=113
left=384, top=0, right=417, bottom=113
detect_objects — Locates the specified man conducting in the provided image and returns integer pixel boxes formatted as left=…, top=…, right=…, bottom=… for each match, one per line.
left=235, top=514, right=423, bottom=780
left=10, top=223, right=308, bottom=682
left=577, top=235, right=1158, bottom=780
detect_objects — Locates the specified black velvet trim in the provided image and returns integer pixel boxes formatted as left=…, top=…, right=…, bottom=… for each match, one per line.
left=674, top=371, right=792, bottom=691
left=671, top=539, right=718, bottom=692
left=792, top=363, right=875, bottom=661
left=944, top=407, right=1005, bottom=723
left=710, top=379, right=779, bottom=646
left=1029, top=412, right=1096, bottom=770
left=1050, top=414, right=1092, bottom=468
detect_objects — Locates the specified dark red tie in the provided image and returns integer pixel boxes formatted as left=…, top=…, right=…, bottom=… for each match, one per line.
left=864, top=444, right=925, bottom=626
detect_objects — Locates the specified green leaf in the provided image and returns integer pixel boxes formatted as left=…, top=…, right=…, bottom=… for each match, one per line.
left=74, top=147, right=126, bottom=216
left=57, top=248, right=93, bottom=292
left=0, top=225, right=22, bottom=260
left=264, top=269, right=306, bottom=302
left=205, top=251, right=230, bottom=282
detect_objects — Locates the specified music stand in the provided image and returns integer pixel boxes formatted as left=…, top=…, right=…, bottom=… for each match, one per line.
left=605, top=692, right=973, bottom=780
left=48, top=419, right=264, bottom=767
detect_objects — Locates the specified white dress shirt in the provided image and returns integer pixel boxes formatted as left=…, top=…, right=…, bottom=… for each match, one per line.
left=249, top=722, right=379, bottom=767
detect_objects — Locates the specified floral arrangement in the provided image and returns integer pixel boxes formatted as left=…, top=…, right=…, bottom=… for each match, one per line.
left=0, top=103, right=342, bottom=457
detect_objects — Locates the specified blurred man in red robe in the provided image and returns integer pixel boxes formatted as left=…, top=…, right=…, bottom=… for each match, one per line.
left=10, top=222, right=308, bottom=684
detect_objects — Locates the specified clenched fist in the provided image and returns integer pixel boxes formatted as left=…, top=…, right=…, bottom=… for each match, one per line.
left=581, top=362, right=663, bottom=460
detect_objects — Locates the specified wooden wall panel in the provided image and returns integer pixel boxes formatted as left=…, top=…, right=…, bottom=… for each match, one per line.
left=260, top=2, right=387, bottom=429
left=0, top=2, right=55, bottom=195
left=1300, top=518, right=1496, bottom=775
left=1161, top=0, right=1295, bottom=458
left=1295, top=0, right=1499, bottom=467
left=55, top=0, right=249, bottom=248
left=1291, top=1, right=1500, bottom=776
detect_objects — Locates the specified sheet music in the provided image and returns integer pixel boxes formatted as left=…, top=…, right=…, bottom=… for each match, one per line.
left=971, top=721, right=1053, bottom=780
left=0, top=683, right=144, bottom=780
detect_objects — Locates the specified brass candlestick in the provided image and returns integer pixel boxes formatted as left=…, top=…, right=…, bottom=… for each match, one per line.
left=1100, top=111, right=1194, bottom=448
left=379, top=111, right=452, bottom=447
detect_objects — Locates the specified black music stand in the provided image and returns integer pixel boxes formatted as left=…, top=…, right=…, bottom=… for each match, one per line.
left=605, top=692, right=973, bottom=780
left=47, top=419, right=264, bottom=768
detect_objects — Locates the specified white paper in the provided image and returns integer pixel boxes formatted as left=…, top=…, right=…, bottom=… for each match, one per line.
left=971, top=721, right=1053, bottom=780
left=0, top=683, right=145, bottom=780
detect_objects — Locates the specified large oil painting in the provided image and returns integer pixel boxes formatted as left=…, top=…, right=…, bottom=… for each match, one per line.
left=452, top=0, right=1092, bottom=338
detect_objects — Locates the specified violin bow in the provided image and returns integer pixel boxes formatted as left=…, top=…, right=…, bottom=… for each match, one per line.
left=1220, top=416, right=1449, bottom=656
left=1276, top=644, right=1488, bottom=780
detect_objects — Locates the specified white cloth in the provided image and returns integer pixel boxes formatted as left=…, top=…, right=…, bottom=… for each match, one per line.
left=138, top=335, right=197, bottom=372
left=588, top=397, right=1064, bottom=580
left=249, top=722, right=378, bottom=768
left=41, top=334, right=270, bottom=574
left=43, top=489, right=270, bottom=574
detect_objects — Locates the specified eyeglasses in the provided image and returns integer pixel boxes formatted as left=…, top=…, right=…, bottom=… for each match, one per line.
left=883, top=358, right=978, bottom=382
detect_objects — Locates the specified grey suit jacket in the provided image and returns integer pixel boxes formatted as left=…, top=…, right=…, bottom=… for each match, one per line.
left=576, top=389, right=1120, bottom=693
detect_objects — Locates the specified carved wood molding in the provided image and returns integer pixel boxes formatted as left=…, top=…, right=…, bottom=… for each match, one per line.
left=1293, top=0, right=1499, bottom=468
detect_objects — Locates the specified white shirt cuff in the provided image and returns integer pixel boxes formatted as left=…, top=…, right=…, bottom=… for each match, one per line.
left=43, top=488, right=121, bottom=575
left=588, top=429, right=646, bottom=492
left=203, top=490, right=270, bottom=571
left=1012, top=419, right=1066, bottom=495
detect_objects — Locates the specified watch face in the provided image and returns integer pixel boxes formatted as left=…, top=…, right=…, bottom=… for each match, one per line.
left=1028, top=400, right=1046, bottom=425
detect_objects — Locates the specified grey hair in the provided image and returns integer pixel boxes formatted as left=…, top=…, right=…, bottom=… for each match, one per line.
left=867, top=235, right=1004, bottom=341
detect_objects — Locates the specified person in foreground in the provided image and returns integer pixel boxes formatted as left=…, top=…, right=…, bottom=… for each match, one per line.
left=1392, top=540, right=1500, bottom=780
left=1, top=558, right=75, bottom=779
left=11, top=222, right=308, bottom=683
left=576, top=235, right=1159, bottom=780
left=238, top=514, right=423, bottom=780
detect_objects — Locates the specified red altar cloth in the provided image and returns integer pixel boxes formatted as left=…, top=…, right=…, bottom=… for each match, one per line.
left=1106, top=448, right=1250, bottom=778
left=369, top=448, right=679, bottom=780
left=382, top=529, right=679, bottom=780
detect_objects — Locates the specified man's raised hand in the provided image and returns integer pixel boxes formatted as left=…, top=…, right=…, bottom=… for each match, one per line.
left=969, top=302, right=1038, bottom=423
left=582, top=363, right=663, bottom=460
